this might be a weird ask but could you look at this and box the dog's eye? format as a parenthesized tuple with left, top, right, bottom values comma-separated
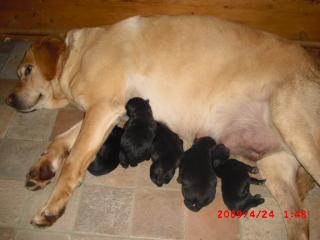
(24, 65, 32, 76)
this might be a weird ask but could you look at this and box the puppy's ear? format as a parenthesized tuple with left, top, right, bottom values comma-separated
(212, 144, 230, 160)
(212, 157, 223, 169)
(177, 164, 183, 184)
(32, 36, 66, 81)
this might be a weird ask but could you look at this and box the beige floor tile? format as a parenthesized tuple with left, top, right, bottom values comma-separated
(305, 186, 320, 240)
(240, 197, 286, 240)
(134, 160, 181, 190)
(0, 227, 14, 240)
(0, 41, 32, 80)
(0, 54, 9, 72)
(0, 40, 15, 53)
(0, 139, 48, 180)
(0, 79, 17, 105)
(0, 179, 27, 227)
(75, 185, 134, 235)
(72, 234, 129, 240)
(72, 235, 153, 240)
(185, 193, 240, 240)
(6, 109, 57, 141)
(0, 105, 15, 138)
(15, 230, 70, 240)
(85, 165, 138, 188)
(51, 109, 84, 139)
(19, 184, 81, 232)
(130, 188, 184, 239)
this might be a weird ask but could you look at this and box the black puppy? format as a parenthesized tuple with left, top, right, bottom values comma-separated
(119, 97, 157, 168)
(212, 145, 266, 213)
(87, 126, 124, 176)
(178, 137, 217, 212)
(150, 122, 183, 187)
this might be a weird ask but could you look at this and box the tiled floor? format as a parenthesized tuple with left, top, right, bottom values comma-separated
(0, 39, 320, 240)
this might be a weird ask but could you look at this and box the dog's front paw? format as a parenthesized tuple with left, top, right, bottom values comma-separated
(30, 206, 66, 227)
(25, 161, 56, 191)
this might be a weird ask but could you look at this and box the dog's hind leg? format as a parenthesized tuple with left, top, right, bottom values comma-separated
(271, 79, 320, 186)
(257, 151, 309, 240)
(30, 103, 124, 227)
(25, 121, 82, 191)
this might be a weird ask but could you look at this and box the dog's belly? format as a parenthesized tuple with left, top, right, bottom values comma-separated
(132, 83, 281, 161)
(217, 103, 281, 160)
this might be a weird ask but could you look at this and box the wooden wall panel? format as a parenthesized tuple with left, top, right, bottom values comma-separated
(0, 0, 320, 41)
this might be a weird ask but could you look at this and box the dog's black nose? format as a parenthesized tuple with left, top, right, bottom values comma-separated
(5, 93, 16, 107)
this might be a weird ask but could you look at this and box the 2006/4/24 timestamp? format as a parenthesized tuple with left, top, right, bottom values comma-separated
(217, 210, 309, 219)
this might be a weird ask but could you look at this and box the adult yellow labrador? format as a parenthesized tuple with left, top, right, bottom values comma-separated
(5, 15, 320, 239)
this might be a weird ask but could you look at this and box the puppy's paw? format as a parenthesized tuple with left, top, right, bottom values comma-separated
(120, 162, 129, 168)
(250, 177, 266, 185)
(25, 162, 56, 191)
(250, 167, 259, 174)
(253, 194, 265, 204)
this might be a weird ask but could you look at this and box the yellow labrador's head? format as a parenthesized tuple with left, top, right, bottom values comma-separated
(5, 36, 66, 112)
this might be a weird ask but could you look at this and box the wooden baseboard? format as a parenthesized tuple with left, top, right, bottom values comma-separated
(1, 0, 320, 41)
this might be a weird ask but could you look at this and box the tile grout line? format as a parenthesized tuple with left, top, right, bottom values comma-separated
(3, 108, 17, 139)
(0, 107, 15, 139)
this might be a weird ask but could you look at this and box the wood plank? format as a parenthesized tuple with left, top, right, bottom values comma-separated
(0, 0, 320, 41)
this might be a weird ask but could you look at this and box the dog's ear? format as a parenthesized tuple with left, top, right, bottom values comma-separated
(32, 36, 66, 81)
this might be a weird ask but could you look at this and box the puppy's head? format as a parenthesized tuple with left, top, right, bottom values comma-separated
(5, 36, 66, 112)
(150, 161, 175, 187)
(125, 97, 152, 117)
(193, 136, 216, 149)
(181, 177, 217, 212)
(211, 144, 230, 168)
(182, 184, 216, 212)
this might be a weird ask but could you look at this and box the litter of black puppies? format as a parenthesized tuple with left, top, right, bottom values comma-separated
(87, 97, 266, 214)
(87, 126, 124, 176)
(177, 137, 218, 212)
(150, 122, 184, 187)
(119, 97, 157, 168)
(212, 144, 266, 213)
